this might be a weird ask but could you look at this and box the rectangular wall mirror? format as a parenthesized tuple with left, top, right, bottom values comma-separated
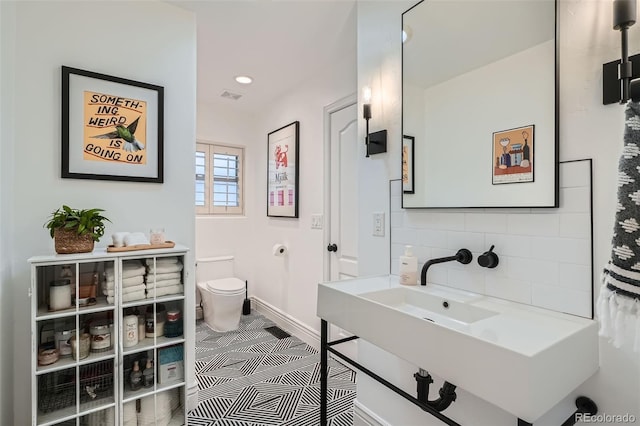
(402, 0, 558, 208)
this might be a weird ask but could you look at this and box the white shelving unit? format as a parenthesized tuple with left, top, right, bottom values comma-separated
(30, 245, 188, 426)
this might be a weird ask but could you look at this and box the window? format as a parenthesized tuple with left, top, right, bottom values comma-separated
(196, 142, 244, 215)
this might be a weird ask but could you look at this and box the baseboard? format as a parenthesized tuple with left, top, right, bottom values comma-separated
(354, 400, 388, 426)
(251, 297, 320, 349)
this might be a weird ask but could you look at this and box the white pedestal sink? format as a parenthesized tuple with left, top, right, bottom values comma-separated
(317, 275, 599, 423)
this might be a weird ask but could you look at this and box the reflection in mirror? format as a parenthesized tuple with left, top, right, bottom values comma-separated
(402, 0, 558, 208)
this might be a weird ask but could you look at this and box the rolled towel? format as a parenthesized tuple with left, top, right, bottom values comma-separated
(107, 290, 146, 304)
(145, 257, 179, 266)
(103, 283, 146, 297)
(146, 278, 181, 289)
(146, 272, 181, 283)
(147, 284, 183, 298)
(146, 263, 183, 274)
(124, 232, 150, 247)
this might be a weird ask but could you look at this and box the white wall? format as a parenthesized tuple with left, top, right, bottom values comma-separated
(195, 102, 257, 290)
(357, 0, 640, 424)
(0, 2, 16, 424)
(250, 52, 356, 331)
(1, 2, 197, 423)
(195, 7, 357, 336)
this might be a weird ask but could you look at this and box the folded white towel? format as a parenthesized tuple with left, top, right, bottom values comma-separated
(146, 272, 181, 283)
(144, 257, 179, 266)
(146, 278, 181, 289)
(123, 401, 137, 426)
(107, 290, 146, 304)
(105, 266, 145, 281)
(104, 275, 145, 289)
(124, 232, 150, 247)
(103, 284, 146, 297)
(147, 284, 183, 298)
(146, 263, 183, 274)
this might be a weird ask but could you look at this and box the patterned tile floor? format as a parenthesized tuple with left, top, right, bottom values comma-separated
(188, 312, 356, 426)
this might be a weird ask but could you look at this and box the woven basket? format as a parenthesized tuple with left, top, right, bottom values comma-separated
(54, 228, 94, 254)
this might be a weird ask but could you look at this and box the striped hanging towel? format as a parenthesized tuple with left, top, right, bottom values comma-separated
(598, 100, 640, 351)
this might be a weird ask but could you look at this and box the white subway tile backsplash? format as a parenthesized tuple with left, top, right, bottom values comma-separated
(559, 213, 590, 239)
(558, 263, 592, 291)
(418, 229, 448, 249)
(559, 187, 590, 213)
(485, 275, 532, 304)
(484, 233, 532, 258)
(412, 246, 433, 264)
(484, 208, 532, 214)
(530, 237, 590, 265)
(391, 212, 404, 228)
(391, 259, 399, 276)
(404, 211, 465, 230)
(465, 213, 508, 234)
(506, 214, 560, 237)
(428, 265, 448, 286)
(391, 243, 404, 260)
(532, 285, 592, 318)
(390, 160, 593, 318)
(560, 161, 591, 188)
(447, 231, 485, 252)
(528, 259, 560, 286)
(390, 181, 402, 197)
(393, 228, 417, 244)
(448, 269, 486, 294)
(506, 257, 560, 286)
(391, 196, 403, 212)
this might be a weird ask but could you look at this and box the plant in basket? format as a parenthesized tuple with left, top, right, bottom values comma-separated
(44, 205, 110, 254)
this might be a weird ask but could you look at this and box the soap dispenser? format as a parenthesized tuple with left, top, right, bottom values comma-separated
(399, 245, 417, 285)
(143, 358, 154, 388)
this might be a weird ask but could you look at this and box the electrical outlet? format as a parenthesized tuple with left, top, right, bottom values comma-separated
(311, 214, 324, 230)
(373, 212, 385, 236)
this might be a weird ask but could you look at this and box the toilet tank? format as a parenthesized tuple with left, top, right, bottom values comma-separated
(196, 256, 235, 282)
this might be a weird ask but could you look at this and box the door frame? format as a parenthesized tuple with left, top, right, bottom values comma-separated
(323, 93, 357, 281)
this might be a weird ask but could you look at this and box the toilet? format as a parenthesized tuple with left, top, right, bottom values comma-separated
(196, 256, 246, 332)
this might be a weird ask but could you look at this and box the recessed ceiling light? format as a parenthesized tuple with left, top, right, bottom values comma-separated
(235, 75, 253, 85)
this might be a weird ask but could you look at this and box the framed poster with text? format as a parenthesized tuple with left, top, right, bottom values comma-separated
(61, 66, 164, 183)
(267, 121, 299, 218)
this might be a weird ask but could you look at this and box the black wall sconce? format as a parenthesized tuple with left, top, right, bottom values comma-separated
(603, 0, 640, 104)
(363, 86, 387, 157)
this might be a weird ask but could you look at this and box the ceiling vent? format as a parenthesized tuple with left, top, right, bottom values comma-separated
(220, 90, 242, 101)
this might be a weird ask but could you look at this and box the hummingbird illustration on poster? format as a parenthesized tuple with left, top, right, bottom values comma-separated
(91, 116, 145, 152)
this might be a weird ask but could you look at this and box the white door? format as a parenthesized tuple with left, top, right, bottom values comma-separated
(327, 99, 358, 280)
(323, 95, 358, 359)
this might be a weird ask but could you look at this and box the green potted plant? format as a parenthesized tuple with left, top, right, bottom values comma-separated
(44, 205, 111, 254)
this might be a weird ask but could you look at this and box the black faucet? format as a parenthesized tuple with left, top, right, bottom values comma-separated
(420, 249, 473, 285)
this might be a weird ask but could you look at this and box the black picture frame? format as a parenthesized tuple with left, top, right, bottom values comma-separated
(267, 121, 300, 218)
(402, 135, 415, 193)
(61, 66, 164, 183)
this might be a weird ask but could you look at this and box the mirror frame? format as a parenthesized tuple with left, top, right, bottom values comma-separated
(401, 0, 559, 209)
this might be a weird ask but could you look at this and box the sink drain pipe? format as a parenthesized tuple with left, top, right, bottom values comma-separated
(320, 320, 461, 426)
(415, 369, 458, 412)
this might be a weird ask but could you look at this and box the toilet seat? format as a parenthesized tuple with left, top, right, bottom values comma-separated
(206, 277, 245, 295)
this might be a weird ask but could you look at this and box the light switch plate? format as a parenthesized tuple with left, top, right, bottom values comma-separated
(373, 212, 385, 236)
(311, 214, 324, 230)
